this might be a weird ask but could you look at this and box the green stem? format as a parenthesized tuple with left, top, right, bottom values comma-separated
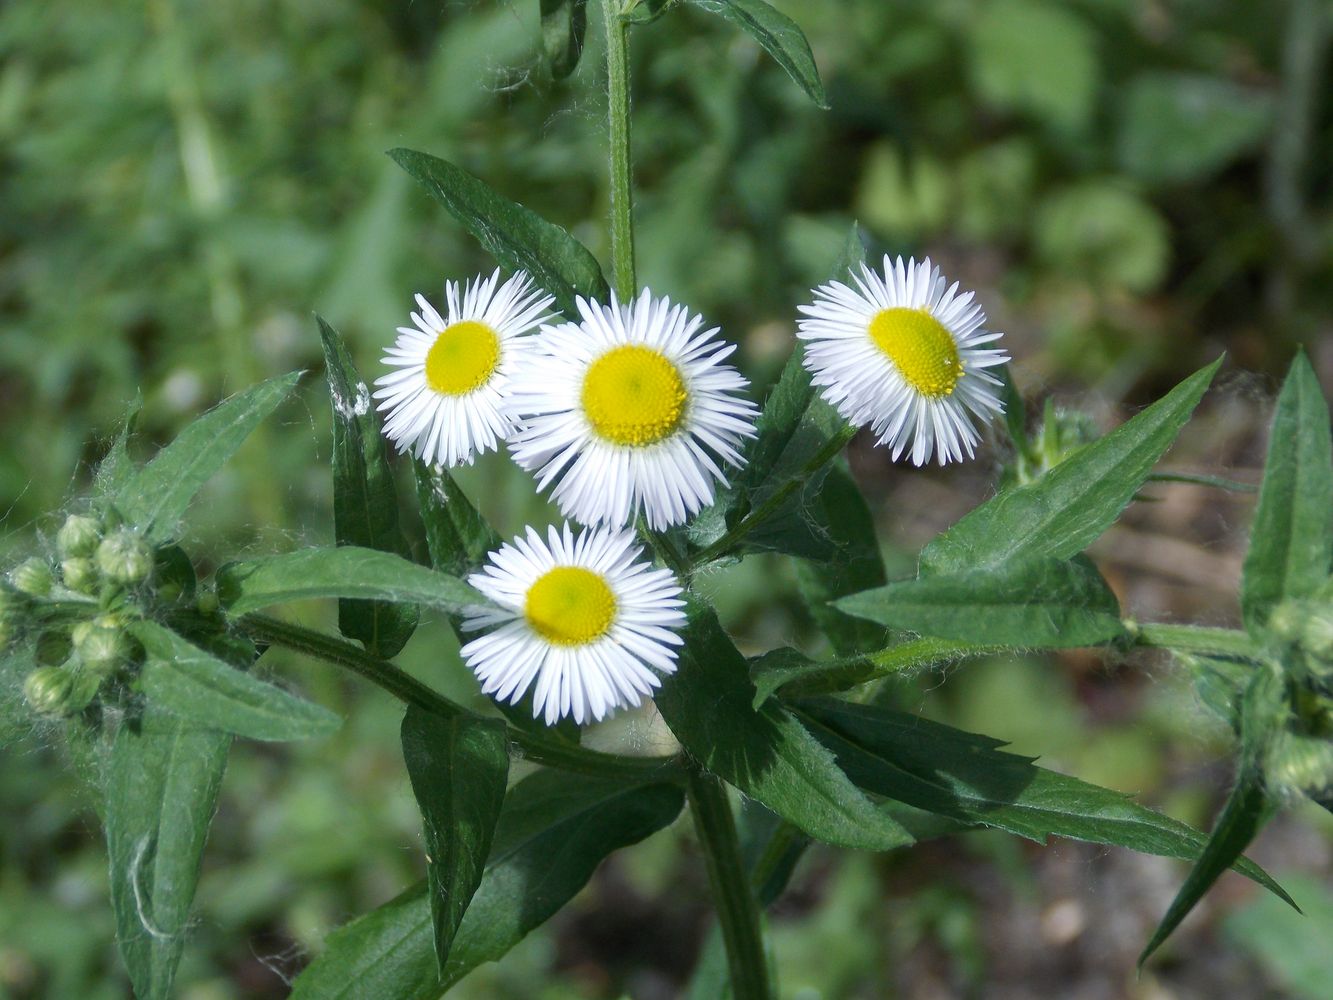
(239, 613, 683, 782)
(687, 769, 772, 1000)
(1128, 622, 1262, 660)
(694, 423, 859, 567)
(600, 0, 636, 296)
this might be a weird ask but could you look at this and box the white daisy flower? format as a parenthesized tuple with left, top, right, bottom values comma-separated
(374, 269, 554, 468)
(508, 291, 758, 530)
(460, 523, 686, 726)
(797, 256, 1009, 466)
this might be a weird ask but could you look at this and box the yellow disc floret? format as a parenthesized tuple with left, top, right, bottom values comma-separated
(524, 566, 617, 646)
(425, 320, 501, 396)
(868, 307, 962, 398)
(580, 345, 688, 447)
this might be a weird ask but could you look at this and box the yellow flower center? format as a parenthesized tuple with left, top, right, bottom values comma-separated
(524, 566, 617, 646)
(424, 320, 501, 396)
(868, 307, 962, 398)
(580, 345, 687, 446)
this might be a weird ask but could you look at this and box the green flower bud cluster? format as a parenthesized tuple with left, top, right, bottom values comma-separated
(1268, 592, 1333, 686)
(1007, 401, 1100, 487)
(47, 514, 155, 595)
(1266, 728, 1333, 803)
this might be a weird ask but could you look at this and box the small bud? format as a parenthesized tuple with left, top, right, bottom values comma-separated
(34, 629, 73, 666)
(1301, 607, 1333, 663)
(11, 558, 54, 598)
(61, 557, 99, 595)
(1268, 600, 1305, 644)
(95, 529, 153, 586)
(57, 514, 102, 559)
(1267, 730, 1333, 800)
(197, 589, 219, 615)
(73, 615, 129, 675)
(23, 667, 74, 717)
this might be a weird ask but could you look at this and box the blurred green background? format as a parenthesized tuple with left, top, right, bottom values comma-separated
(3, 0, 1332, 996)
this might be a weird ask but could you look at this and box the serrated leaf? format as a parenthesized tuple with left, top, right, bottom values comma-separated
(540, 0, 587, 79)
(319, 315, 419, 657)
(922, 359, 1221, 574)
(1241, 351, 1333, 632)
(413, 458, 501, 579)
(216, 546, 486, 617)
(688, 0, 828, 108)
(106, 706, 231, 999)
(388, 148, 608, 316)
(290, 772, 684, 999)
(837, 554, 1127, 647)
(401, 706, 508, 970)
(798, 697, 1289, 905)
(115, 372, 301, 543)
(654, 599, 915, 851)
(133, 620, 341, 742)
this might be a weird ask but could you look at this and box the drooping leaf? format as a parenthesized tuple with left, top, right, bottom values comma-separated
(1241, 351, 1333, 632)
(836, 554, 1127, 648)
(133, 620, 341, 742)
(540, 0, 587, 79)
(105, 706, 231, 1000)
(654, 599, 915, 851)
(413, 458, 501, 579)
(115, 372, 302, 543)
(798, 697, 1290, 905)
(388, 148, 609, 316)
(216, 546, 486, 617)
(922, 358, 1221, 574)
(290, 772, 684, 999)
(401, 706, 509, 970)
(319, 316, 419, 657)
(688, 0, 828, 108)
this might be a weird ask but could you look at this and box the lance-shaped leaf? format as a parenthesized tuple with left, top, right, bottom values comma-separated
(1241, 351, 1333, 631)
(541, 0, 587, 79)
(921, 358, 1221, 574)
(654, 599, 915, 851)
(413, 458, 501, 579)
(1141, 667, 1292, 964)
(319, 316, 419, 657)
(290, 772, 684, 998)
(133, 620, 341, 742)
(389, 148, 609, 316)
(115, 372, 301, 543)
(797, 697, 1290, 906)
(688, 0, 828, 108)
(216, 546, 486, 617)
(401, 706, 509, 969)
(836, 555, 1128, 648)
(106, 707, 231, 1000)
(93, 396, 142, 508)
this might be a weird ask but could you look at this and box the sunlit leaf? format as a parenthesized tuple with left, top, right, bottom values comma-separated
(688, 0, 828, 108)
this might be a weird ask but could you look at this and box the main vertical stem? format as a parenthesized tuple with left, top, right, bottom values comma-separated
(687, 769, 772, 1000)
(600, 0, 636, 296)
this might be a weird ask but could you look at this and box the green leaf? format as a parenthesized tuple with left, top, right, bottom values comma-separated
(115, 372, 301, 543)
(93, 396, 142, 508)
(319, 315, 419, 657)
(797, 697, 1290, 904)
(133, 620, 341, 742)
(413, 458, 501, 579)
(623, 0, 678, 23)
(655, 599, 915, 851)
(922, 359, 1221, 574)
(1140, 667, 1292, 964)
(998, 365, 1027, 453)
(216, 546, 486, 617)
(290, 772, 684, 999)
(388, 148, 609, 316)
(1241, 351, 1333, 632)
(401, 706, 509, 970)
(105, 706, 231, 999)
(688, 0, 828, 108)
(540, 0, 587, 79)
(837, 555, 1127, 648)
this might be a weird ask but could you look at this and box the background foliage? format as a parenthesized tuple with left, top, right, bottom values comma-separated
(2, 0, 1331, 996)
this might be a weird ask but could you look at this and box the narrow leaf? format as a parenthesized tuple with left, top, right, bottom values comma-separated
(655, 599, 915, 851)
(216, 546, 487, 617)
(922, 359, 1221, 573)
(401, 706, 509, 969)
(388, 148, 609, 316)
(1241, 351, 1333, 631)
(413, 458, 501, 579)
(541, 0, 587, 79)
(93, 396, 142, 508)
(106, 707, 231, 999)
(836, 555, 1127, 647)
(133, 620, 341, 742)
(688, 0, 829, 108)
(116, 372, 301, 542)
(319, 315, 419, 657)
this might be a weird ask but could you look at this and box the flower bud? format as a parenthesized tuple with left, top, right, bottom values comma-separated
(1301, 607, 1333, 664)
(197, 589, 219, 615)
(95, 529, 153, 586)
(1267, 600, 1305, 645)
(23, 667, 74, 717)
(1267, 730, 1333, 800)
(61, 557, 99, 594)
(11, 558, 54, 598)
(57, 514, 102, 559)
(34, 629, 73, 666)
(73, 615, 129, 675)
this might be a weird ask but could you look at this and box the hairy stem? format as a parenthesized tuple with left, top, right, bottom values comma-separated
(1128, 622, 1262, 660)
(600, 0, 636, 296)
(687, 769, 772, 1000)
